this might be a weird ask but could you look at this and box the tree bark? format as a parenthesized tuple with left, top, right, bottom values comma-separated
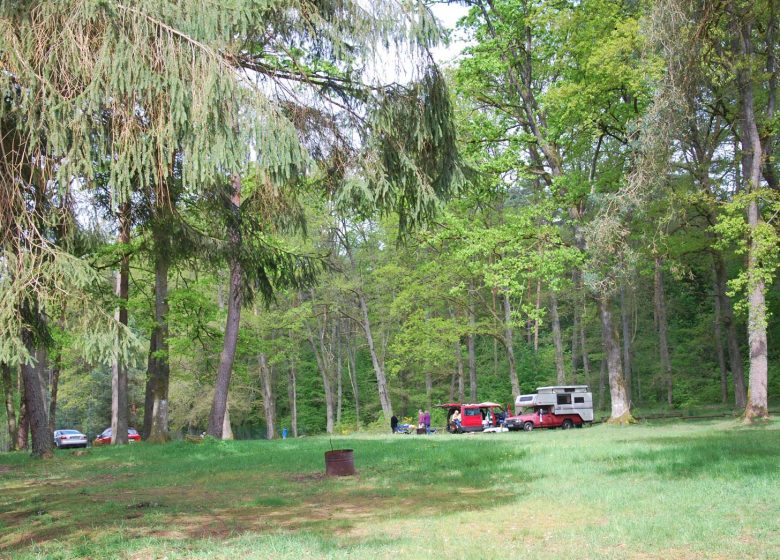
(549, 292, 566, 384)
(346, 336, 360, 427)
(143, 239, 171, 443)
(467, 283, 477, 401)
(654, 257, 673, 406)
(111, 200, 130, 445)
(207, 174, 243, 437)
(579, 308, 591, 390)
(47, 351, 60, 435)
(712, 270, 729, 404)
(335, 321, 342, 426)
(620, 284, 633, 403)
(735, 14, 770, 421)
(713, 254, 747, 408)
(571, 291, 580, 383)
(142, 331, 157, 440)
(598, 357, 607, 412)
(503, 292, 520, 396)
(222, 402, 234, 440)
(533, 280, 541, 352)
(20, 335, 53, 458)
(2, 363, 18, 449)
(599, 295, 632, 423)
(449, 307, 465, 401)
(357, 290, 392, 418)
(16, 377, 28, 451)
(258, 353, 275, 439)
(288, 355, 298, 437)
(307, 317, 335, 434)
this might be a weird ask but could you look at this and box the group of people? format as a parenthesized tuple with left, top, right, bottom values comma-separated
(390, 410, 432, 434)
(417, 409, 432, 434)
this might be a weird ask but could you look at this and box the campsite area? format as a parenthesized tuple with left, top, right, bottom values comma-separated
(1, 419, 778, 559)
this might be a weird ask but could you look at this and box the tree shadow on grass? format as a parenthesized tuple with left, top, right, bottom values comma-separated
(0, 437, 534, 555)
(601, 429, 780, 479)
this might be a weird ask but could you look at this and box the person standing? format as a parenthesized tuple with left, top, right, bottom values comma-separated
(424, 410, 431, 434)
(417, 409, 425, 429)
(391, 414, 399, 434)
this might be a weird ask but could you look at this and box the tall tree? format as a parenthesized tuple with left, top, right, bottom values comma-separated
(111, 200, 131, 445)
(732, 4, 771, 421)
(1, 363, 17, 449)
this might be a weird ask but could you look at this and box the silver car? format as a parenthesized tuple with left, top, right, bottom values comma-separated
(53, 429, 88, 449)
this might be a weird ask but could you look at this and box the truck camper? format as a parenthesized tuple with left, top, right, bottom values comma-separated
(505, 385, 593, 431)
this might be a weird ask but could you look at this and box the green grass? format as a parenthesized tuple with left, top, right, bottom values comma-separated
(1, 419, 778, 559)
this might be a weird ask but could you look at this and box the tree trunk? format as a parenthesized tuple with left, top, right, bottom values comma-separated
(145, 234, 171, 442)
(111, 200, 130, 445)
(599, 295, 632, 423)
(336, 321, 342, 426)
(503, 292, 520, 396)
(2, 363, 18, 449)
(713, 255, 746, 408)
(222, 403, 234, 440)
(735, 11, 770, 422)
(16, 377, 28, 451)
(598, 357, 607, 412)
(20, 335, 53, 458)
(580, 304, 591, 388)
(258, 353, 275, 439)
(533, 280, 541, 352)
(47, 351, 60, 435)
(357, 291, 393, 418)
(712, 266, 729, 404)
(307, 323, 335, 434)
(620, 284, 633, 403)
(549, 292, 566, 384)
(654, 257, 673, 406)
(142, 331, 157, 440)
(346, 337, 360, 427)
(449, 307, 465, 401)
(288, 356, 298, 438)
(207, 174, 243, 437)
(571, 293, 580, 383)
(467, 283, 477, 401)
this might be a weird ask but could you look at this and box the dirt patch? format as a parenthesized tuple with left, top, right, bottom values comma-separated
(288, 472, 326, 483)
(0, 465, 13, 474)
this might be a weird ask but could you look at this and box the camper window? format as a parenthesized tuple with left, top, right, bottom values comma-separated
(557, 394, 572, 405)
(574, 396, 585, 404)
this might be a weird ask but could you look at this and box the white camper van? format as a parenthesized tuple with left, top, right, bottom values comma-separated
(505, 385, 593, 430)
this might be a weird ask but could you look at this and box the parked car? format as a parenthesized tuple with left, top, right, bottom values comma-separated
(93, 427, 142, 445)
(436, 402, 507, 433)
(505, 385, 593, 431)
(53, 429, 88, 449)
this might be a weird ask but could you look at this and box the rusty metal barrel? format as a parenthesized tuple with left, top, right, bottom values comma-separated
(324, 449, 355, 476)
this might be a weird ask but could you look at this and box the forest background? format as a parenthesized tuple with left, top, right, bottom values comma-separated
(1, 0, 778, 455)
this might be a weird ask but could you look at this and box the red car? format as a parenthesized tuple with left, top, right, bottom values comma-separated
(437, 402, 506, 433)
(94, 427, 142, 445)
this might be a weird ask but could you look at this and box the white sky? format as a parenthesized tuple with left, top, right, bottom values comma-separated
(429, 4, 472, 66)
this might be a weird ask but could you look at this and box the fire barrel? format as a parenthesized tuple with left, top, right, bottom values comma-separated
(324, 449, 355, 476)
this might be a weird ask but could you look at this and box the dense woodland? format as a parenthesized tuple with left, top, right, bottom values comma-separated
(1, 0, 778, 457)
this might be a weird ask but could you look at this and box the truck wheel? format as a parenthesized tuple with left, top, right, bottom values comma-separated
(562, 419, 574, 430)
(523, 422, 534, 432)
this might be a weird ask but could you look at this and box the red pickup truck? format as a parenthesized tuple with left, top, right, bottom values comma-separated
(504, 385, 593, 431)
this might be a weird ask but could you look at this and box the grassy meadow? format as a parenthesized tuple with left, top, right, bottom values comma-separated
(1, 419, 778, 559)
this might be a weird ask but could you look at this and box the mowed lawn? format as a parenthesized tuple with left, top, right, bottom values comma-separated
(0, 419, 778, 559)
